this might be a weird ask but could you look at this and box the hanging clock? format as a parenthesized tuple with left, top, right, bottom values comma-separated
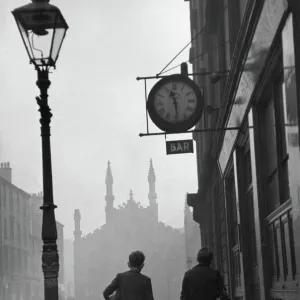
(147, 74, 204, 133)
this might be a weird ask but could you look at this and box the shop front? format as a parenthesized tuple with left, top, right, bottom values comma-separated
(218, 1, 300, 300)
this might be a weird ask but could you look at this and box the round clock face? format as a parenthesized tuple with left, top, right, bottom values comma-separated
(147, 74, 204, 132)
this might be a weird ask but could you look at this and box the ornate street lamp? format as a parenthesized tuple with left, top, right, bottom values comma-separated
(12, 1, 68, 300)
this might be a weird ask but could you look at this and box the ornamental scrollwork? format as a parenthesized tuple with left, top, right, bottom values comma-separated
(42, 244, 59, 273)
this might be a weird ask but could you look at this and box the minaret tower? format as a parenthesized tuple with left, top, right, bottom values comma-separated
(74, 209, 84, 300)
(148, 158, 157, 204)
(129, 189, 134, 202)
(148, 158, 158, 223)
(105, 160, 115, 224)
(74, 209, 82, 240)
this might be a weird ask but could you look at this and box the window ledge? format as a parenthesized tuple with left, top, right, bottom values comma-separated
(265, 198, 292, 224)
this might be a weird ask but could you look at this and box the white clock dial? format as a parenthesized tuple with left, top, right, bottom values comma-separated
(153, 81, 197, 123)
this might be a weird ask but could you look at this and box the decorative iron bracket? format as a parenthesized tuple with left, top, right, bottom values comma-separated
(139, 126, 252, 137)
(136, 68, 231, 138)
(136, 70, 229, 81)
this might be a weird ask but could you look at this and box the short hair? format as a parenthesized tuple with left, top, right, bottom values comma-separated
(129, 251, 145, 268)
(197, 247, 213, 264)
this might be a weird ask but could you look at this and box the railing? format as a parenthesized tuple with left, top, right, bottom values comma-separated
(266, 199, 298, 300)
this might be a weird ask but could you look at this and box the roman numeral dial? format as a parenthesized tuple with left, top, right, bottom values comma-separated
(153, 81, 197, 123)
(147, 74, 204, 132)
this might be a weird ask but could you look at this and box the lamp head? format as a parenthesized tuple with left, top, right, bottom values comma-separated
(12, 0, 68, 69)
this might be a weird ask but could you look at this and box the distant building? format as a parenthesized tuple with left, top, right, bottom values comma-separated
(57, 222, 65, 285)
(0, 163, 65, 300)
(64, 239, 74, 298)
(74, 160, 186, 300)
(0, 162, 32, 300)
(184, 195, 200, 270)
(29, 192, 43, 300)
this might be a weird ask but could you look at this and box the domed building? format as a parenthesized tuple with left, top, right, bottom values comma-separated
(74, 160, 185, 300)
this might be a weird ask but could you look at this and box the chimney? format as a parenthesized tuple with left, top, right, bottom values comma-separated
(0, 162, 12, 183)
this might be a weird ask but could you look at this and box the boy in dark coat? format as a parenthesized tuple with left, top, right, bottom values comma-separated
(181, 247, 229, 300)
(103, 251, 154, 300)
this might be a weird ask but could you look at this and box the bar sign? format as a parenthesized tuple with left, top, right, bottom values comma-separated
(166, 139, 194, 155)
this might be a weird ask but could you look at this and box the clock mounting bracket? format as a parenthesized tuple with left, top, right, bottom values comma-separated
(136, 65, 243, 138)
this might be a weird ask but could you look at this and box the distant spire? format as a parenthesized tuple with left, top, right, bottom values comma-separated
(105, 160, 113, 185)
(129, 189, 134, 201)
(148, 158, 156, 183)
(148, 159, 157, 215)
(74, 209, 82, 239)
(105, 160, 114, 211)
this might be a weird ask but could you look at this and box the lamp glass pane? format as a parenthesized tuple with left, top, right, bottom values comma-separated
(50, 27, 66, 63)
(16, 20, 35, 61)
(28, 28, 55, 66)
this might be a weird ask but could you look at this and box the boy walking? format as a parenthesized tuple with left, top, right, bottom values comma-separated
(103, 251, 155, 300)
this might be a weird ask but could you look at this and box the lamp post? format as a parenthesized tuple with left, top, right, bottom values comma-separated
(12, 1, 68, 300)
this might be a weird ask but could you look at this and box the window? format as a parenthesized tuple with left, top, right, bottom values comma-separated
(218, 178, 228, 286)
(14, 249, 18, 273)
(223, 1, 231, 70)
(226, 170, 238, 245)
(3, 246, 8, 273)
(275, 82, 290, 203)
(222, 0, 243, 70)
(243, 147, 257, 263)
(6, 186, 9, 209)
(192, 29, 197, 49)
(16, 193, 20, 212)
(17, 223, 21, 243)
(258, 68, 290, 215)
(10, 216, 14, 240)
(22, 196, 27, 216)
(1, 183, 6, 208)
(24, 227, 27, 246)
(24, 255, 28, 271)
(261, 95, 280, 212)
(225, 167, 241, 289)
(9, 188, 13, 211)
(18, 250, 22, 273)
(8, 247, 12, 273)
(239, 0, 248, 22)
(4, 218, 8, 239)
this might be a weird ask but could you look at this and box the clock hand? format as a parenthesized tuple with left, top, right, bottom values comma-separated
(172, 95, 179, 121)
(168, 91, 179, 121)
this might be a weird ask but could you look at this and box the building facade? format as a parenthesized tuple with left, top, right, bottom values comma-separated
(74, 160, 186, 300)
(0, 162, 32, 300)
(56, 221, 65, 288)
(0, 164, 65, 300)
(186, 1, 300, 300)
(29, 192, 44, 300)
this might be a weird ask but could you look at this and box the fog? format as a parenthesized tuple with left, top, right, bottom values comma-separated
(0, 1, 195, 299)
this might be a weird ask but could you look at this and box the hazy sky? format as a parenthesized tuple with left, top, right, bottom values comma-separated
(0, 0, 197, 238)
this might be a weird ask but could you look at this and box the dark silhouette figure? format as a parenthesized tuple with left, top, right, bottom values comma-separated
(180, 247, 229, 300)
(103, 251, 155, 300)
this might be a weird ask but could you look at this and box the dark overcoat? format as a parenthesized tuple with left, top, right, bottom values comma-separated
(103, 270, 154, 300)
(180, 264, 227, 300)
